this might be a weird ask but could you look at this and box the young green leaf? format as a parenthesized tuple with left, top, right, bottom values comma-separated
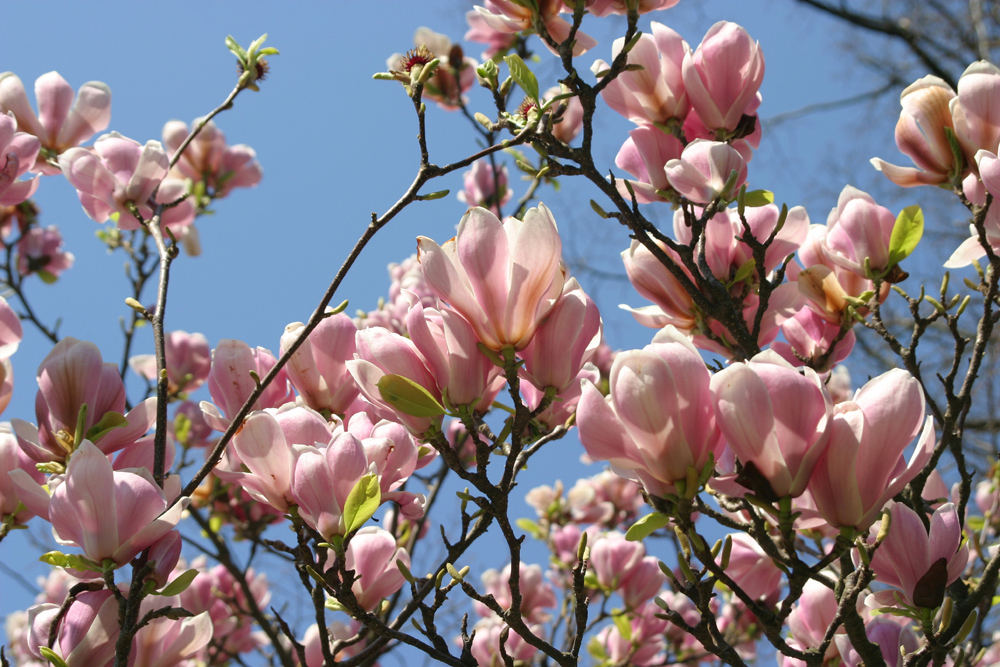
(377, 374, 446, 418)
(624, 513, 671, 542)
(887, 205, 924, 269)
(504, 54, 539, 102)
(153, 569, 200, 597)
(343, 473, 381, 534)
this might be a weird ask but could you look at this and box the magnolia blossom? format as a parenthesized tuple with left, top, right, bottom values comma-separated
(465, 1, 517, 59)
(712, 350, 832, 499)
(418, 204, 566, 351)
(281, 314, 360, 417)
(947, 149, 1000, 267)
(201, 340, 294, 431)
(473, 0, 597, 57)
(664, 139, 747, 203)
(12, 337, 155, 463)
(770, 306, 856, 371)
(592, 22, 690, 126)
(592, 600, 668, 667)
(950, 61, 1000, 163)
(822, 185, 898, 277)
(835, 617, 920, 667)
(47, 440, 186, 565)
(614, 124, 684, 203)
(457, 160, 511, 216)
(343, 527, 410, 611)
(129, 330, 212, 395)
(584, 0, 681, 17)
(721, 533, 784, 600)
(544, 85, 584, 144)
(474, 562, 556, 624)
(682, 21, 765, 134)
(807, 369, 935, 530)
(59, 132, 194, 231)
(519, 278, 602, 393)
(0, 71, 111, 174)
(162, 118, 262, 198)
(16, 225, 74, 279)
(871, 75, 961, 187)
(0, 424, 44, 523)
(27, 589, 119, 667)
(577, 326, 723, 497)
(869, 502, 969, 609)
(0, 112, 40, 206)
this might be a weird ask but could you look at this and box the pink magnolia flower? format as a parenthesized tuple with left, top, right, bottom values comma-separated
(475, 562, 556, 624)
(664, 139, 747, 204)
(869, 502, 968, 609)
(129, 330, 211, 396)
(519, 278, 602, 393)
(12, 337, 156, 463)
(465, 1, 517, 59)
(614, 124, 684, 203)
(787, 579, 838, 650)
(769, 306, 856, 372)
(58, 132, 194, 231)
(0, 295, 23, 362)
(590, 533, 665, 608)
(871, 75, 962, 187)
(281, 314, 360, 417)
(406, 299, 497, 408)
(834, 617, 919, 667)
(0, 71, 111, 174)
(620, 237, 696, 331)
(0, 112, 40, 206)
(27, 589, 118, 667)
(457, 160, 511, 217)
(179, 555, 270, 659)
(214, 408, 327, 513)
(544, 85, 584, 144)
(473, 0, 597, 57)
(947, 150, 1000, 267)
(347, 326, 444, 436)
(592, 22, 690, 126)
(468, 616, 538, 667)
(301, 620, 372, 666)
(47, 440, 186, 566)
(681, 21, 765, 134)
(200, 340, 294, 432)
(822, 185, 898, 277)
(345, 412, 426, 516)
(343, 527, 411, 611)
(950, 61, 1000, 164)
(0, 424, 44, 523)
(807, 369, 935, 531)
(130, 602, 213, 667)
(576, 326, 724, 497)
(418, 204, 566, 351)
(162, 118, 261, 198)
(16, 225, 74, 279)
(584, 0, 681, 17)
(721, 533, 784, 600)
(711, 350, 832, 499)
(592, 600, 668, 667)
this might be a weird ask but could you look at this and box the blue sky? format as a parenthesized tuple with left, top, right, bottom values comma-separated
(0, 0, 954, 660)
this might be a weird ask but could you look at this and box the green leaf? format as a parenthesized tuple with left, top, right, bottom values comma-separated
(516, 517, 543, 538)
(730, 258, 756, 286)
(966, 515, 985, 531)
(887, 204, 924, 269)
(624, 513, 671, 542)
(741, 189, 774, 207)
(174, 413, 192, 447)
(343, 473, 381, 534)
(39, 551, 102, 573)
(225, 35, 248, 61)
(86, 411, 129, 442)
(153, 569, 200, 597)
(377, 374, 446, 418)
(612, 611, 633, 640)
(36, 269, 58, 284)
(38, 647, 69, 667)
(504, 53, 539, 102)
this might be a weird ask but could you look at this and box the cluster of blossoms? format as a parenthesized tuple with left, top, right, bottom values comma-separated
(3, 5, 1000, 667)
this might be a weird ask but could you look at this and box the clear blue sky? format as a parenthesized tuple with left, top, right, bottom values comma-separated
(0, 0, 944, 660)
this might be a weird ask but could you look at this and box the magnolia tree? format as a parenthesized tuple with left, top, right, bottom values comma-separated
(1, 3, 999, 667)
